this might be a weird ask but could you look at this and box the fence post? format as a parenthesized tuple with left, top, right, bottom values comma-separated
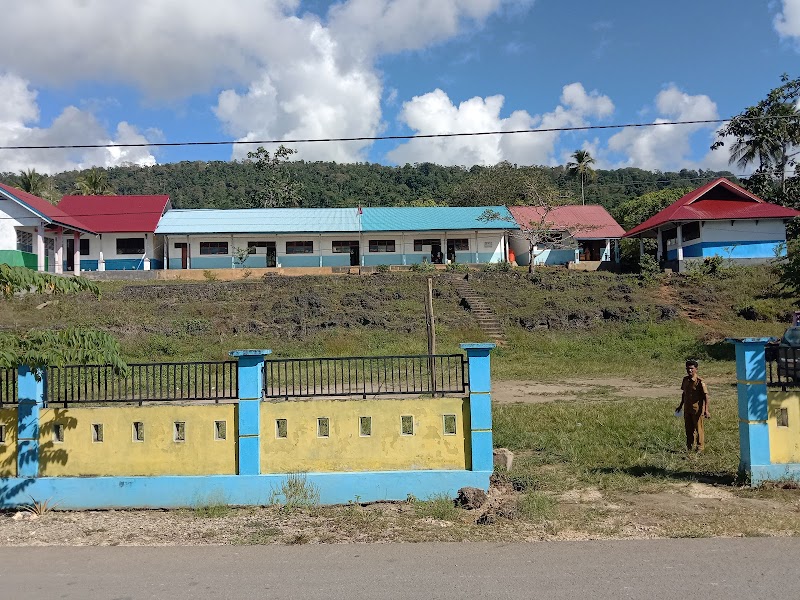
(461, 343, 496, 472)
(17, 366, 45, 478)
(726, 337, 774, 484)
(229, 349, 271, 476)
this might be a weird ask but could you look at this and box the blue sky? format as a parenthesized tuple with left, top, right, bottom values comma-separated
(0, 0, 798, 174)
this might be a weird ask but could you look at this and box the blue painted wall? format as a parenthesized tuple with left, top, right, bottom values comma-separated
(278, 255, 320, 268)
(321, 255, 352, 267)
(189, 256, 233, 269)
(667, 240, 784, 261)
(363, 254, 403, 266)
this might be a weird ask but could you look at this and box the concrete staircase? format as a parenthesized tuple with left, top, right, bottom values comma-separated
(446, 274, 506, 344)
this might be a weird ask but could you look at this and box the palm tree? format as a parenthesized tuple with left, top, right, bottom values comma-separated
(17, 168, 47, 196)
(566, 150, 596, 205)
(74, 167, 115, 195)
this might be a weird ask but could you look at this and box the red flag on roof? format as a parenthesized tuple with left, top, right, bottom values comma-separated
(357, 205, 363, 215)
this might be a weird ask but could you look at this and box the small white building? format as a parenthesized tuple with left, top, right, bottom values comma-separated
(623, 178, 800, 271)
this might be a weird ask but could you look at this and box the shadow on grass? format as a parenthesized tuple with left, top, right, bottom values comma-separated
(591, 465, 738, 487)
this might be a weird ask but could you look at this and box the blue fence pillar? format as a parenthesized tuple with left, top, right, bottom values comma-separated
(229, 350, 271, 476)
(17, 367, 45, 478)
(461, 343, 496, 472)
(727, 338, 773, 483)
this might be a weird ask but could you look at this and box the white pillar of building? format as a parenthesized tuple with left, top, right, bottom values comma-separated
(656, 229, 663, 262)
(36, 221, 46, 272)
(639, 237, 644, 257)
(54, 227, 64, 274)
(604, 239, 611, 261)
(676, 223, 684, 262)
(73, 231, 81, 276)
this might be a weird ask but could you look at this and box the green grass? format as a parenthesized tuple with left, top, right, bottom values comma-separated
(413, 492, 461, 521)
(493, 387, 741, 494)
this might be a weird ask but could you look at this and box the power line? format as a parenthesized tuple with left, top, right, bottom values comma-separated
(1, 114, 798, 151)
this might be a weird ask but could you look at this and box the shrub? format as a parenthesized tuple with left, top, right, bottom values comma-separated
(410, 260, 436, 273)
(483, 260, 512, 273)
(638, 255, 661, 284)
(268, 472, 321, 511)
(376, 264, 391, 273)
(202, 270, 218, 281)
(445, 262, 470, 273)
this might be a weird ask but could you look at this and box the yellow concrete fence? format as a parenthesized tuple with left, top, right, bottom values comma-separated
(768, 391, 800, 464)
(0, 408, 17, 477)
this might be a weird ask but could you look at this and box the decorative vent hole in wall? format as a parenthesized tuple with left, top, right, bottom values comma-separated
(133, 421, 145, 442)
(214, 420, 227, 441)
(317, 417, 330, 438)
(53, 423, 65, 443)
(0, 424, 6, 444)
(174, 422, 186, 442)
(401, 415, 414, 436)
(92, 423, 104, 443)
(443, 414, 457, 435)
(778, 408, 789, 428)
(276, 419, 288, 439)
(359, 416, 372, 437)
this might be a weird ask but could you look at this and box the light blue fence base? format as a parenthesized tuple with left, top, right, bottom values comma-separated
(750, 464, 800, 487)
(0, 470, 492, 509)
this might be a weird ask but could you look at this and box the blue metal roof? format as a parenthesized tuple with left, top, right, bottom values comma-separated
(154, 206, 517, 235)
(361, 206, 517, 231)
(155, 208, 361, 234)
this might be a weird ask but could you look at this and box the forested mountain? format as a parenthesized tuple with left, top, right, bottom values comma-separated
(0, 160, 735, 215)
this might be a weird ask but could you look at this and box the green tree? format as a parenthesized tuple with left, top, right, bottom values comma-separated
(246, 145, 304, 208)
(613, 187, 692, 231)
(16, 168, 47, 196)
(566, 150, 596, 205)
(74, 167, 115, 195)
(712, 74, 800, 207)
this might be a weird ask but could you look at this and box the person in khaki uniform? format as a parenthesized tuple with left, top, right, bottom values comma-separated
(676, 359, 710, 451)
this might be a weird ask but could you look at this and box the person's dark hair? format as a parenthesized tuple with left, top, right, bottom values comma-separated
(685, 359, 699, 368)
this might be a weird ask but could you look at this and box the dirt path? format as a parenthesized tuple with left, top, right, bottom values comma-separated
(492, 379, 677, 404)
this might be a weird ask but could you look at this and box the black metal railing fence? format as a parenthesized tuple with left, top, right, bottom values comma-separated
(263, 354, 468, 399)
(766, 344, 799, 389)
(45, 360, 238, 405)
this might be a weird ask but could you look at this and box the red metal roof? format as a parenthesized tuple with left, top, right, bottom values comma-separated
(57, 195, 170, 233)
(623, 178, 800, 238)
(0, 183, 96, 234)
(509, 205, 625, 239)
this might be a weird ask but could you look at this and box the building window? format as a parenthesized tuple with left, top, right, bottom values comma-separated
(451, 239, 469, 251)
(368, 239, 395, 253)
(199, 241, 229, 255)
(682, 222, 701, 242)
(443, 414, 457, 435)
(286, 241, 314, 254)
(16, 230, 33, 253)
(359, 416, 372, 437)
(276, 419, 288, 439)
(79, 238, 90, 255)
(401, 415, 414, 436)
(413, 238, 440, 251)
(332, 241, 358, 253)
(116, 237, 145, 255)
(317, 417, 330, 438)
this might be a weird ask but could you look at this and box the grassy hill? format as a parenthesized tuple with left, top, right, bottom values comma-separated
(1, 265, 794, 384)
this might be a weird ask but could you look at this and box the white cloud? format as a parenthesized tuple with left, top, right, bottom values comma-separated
(387, 82, 614, 166)
(0, 74, 156, 174)
(775, 0, 800, 40)
(607, 86, 718, 171)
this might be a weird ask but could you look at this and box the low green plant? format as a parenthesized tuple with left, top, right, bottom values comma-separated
(193, 501, 232, 518)
(410, 260, 436, 273)
(638, 254, 661, 284)
(202, 269, 218, 281)
(376, 264, 391, 273)
(23, 496, 59, 516)
(268, 472, 321, 511)
(241, 268, 253, 279)
(482, 260, 512, 273)
(412, 492, 460, 521)
(445, 262, 470, 273)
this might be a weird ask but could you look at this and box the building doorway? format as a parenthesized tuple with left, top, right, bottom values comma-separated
(174, 243, 188, 269)
(66, 238, 75, 271)
(348, 242, 360, 266)
(431, 242, 443, 264)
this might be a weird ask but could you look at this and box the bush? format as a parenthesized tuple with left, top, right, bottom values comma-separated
(410, 260, 436, 273)
(376, 264, 391, 273)
(483, 260, 513, 273)
(202, 270, 218, 281)
(445, 262, 469, 273)
(638, 255, 661, 284)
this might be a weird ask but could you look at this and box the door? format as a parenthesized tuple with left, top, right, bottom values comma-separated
(66, 238, 75, 271)
(446, 240, 456, 263)
(431, 242, 442, 264)
(266, 242, 277, 267)
(349, 243, 360, 267)
(174, 243, 188, 269)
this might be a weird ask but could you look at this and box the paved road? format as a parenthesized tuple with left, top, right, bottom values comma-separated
(3, 539, 798, 599)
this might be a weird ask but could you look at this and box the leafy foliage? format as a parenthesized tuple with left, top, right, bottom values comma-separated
(775, 237, 800, 298)
(566, 149, 596, 205)
(613, 187, 692, 230)
(74, 167, 115, 195)
(0, 264, 101, 299)
(712, 74, 800, 207)
(245, 145, 304, 208)
(0, 327, 128, 374)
